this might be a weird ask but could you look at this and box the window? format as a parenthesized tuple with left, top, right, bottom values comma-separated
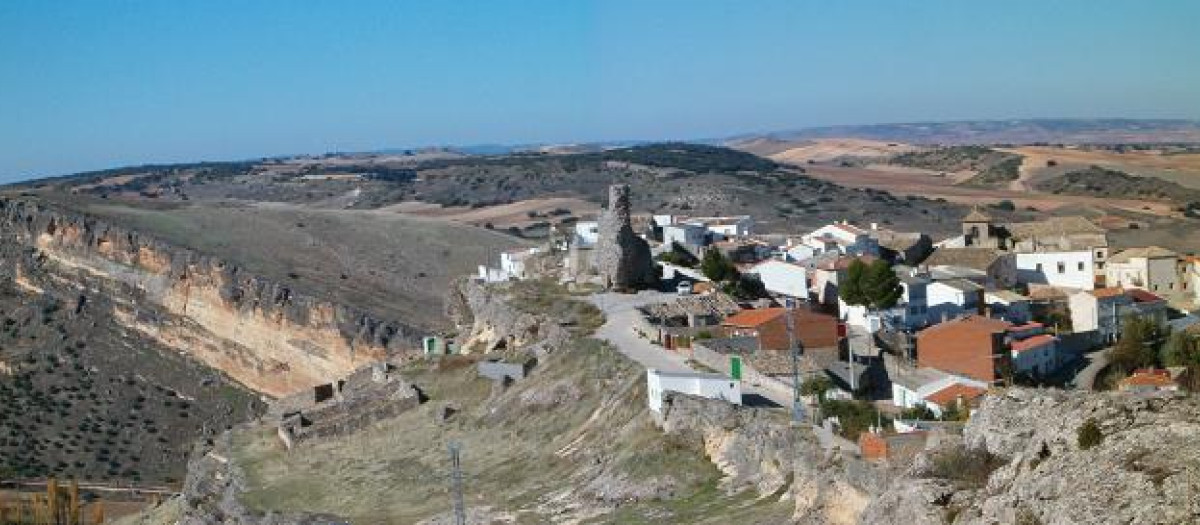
(1057, 262, 1066, 274)
(1036, 263, 1043, 272)
(1078, 262, 1085, 271)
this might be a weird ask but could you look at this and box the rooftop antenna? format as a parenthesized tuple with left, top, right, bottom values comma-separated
(448, 441, 466, 525)
(785, 297, 806, 424)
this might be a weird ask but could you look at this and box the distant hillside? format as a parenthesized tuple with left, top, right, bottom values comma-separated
(758, 119, 1200, 145)
(728, 138, 918, 165)
(889, 146, 1022, 185)
(1034, 165, 1200, 205)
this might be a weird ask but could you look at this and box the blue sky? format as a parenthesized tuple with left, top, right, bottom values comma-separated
(1, 1, 1198, 181)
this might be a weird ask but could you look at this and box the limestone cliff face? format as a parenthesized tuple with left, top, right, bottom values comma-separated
(0, 198, 417, 397)
(657, 394, 882, 524)
(861, 388, 1200, 525)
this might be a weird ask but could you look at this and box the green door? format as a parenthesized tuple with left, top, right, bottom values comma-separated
(730, 356, 742, 380)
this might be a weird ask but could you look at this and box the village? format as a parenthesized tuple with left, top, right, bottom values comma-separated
(477, 184, 1200, 461)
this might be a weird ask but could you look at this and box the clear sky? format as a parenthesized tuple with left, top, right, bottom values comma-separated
(2, 1, 1198, 181)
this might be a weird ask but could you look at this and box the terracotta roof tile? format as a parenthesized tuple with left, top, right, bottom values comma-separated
(1119, 369, 1175, 388)
(1126, 289, 1164, 304)
(722, 308, 786, 328)
(1011, 334, 1056, 354)
(925, 383, 987, 406)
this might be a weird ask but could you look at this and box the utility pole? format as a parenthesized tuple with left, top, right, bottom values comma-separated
(785, 297, 806, 424)
(448, 441, 466, 525)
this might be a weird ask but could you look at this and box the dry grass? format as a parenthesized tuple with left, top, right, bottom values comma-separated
(229, 338, 731, 523)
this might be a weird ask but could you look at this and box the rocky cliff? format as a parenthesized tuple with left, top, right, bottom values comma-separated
(861, 388, 1200, 524)
(658, 394, 887, 524)
(444, 277, 572, 355)
(0, 198, 418, 397)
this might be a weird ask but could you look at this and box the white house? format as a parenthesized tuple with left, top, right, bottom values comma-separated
(925, 279, 983, 323)
(1010, 332, 1059, 376)
(785, 242, 821, 263)
(686, 215, 754, 239)
(1012, 251, 1099, 291)
(646, 369, 742, 414)
(800, 223, 880, 257)
(838, 299, 882, 333)
(663, 223, 709, 252)
(890, 365, 988, 418)
(1105, 246, 1181, 296)
(500, 248, 540, 280)
(573, 221, 600, 247)
(1015, 251, 1095, 291)
(1069, 288, 1134, 343)
(480, 247, 541, 282)
(884, 269, 932, 330)
(748, 259, 809, 299)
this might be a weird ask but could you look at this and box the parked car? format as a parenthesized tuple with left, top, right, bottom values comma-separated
(676, 281, 693, 295)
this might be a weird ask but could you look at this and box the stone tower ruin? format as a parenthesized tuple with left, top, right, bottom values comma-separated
(595, 184, 657, 290)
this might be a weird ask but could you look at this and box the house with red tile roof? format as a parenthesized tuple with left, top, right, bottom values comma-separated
(923, 383, 987, 416)
(720, 306, 841, 351)
(916, 316, 1013, 383)
(1117, 368, 1184, 393)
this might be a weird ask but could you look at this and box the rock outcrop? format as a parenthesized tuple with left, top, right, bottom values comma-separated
(0, 198, 417, 397)
(444, 277, 571, 355)
(595, 184, 656, 290)
(862, 388, 1200, 524)
(658, 393, 884, 524)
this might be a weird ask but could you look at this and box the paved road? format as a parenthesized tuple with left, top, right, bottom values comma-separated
(588, 291, 793, 408)
(1073, 348, 1112, 391)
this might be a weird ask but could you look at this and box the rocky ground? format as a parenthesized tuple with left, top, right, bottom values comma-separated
(863, 388, 1200, 524)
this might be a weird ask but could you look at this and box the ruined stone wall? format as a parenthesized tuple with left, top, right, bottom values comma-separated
(0, 198, 417, 397)
(595, 184, 656, 290)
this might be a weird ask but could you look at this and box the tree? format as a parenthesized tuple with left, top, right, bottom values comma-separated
(800, 375, 833, 402)
(700, 248, 738, 282)
(723, 274, 767, 300)
(1161, 331, 1200, 368)
(657, 242, 699, 267)
(1109, 315, 1165, 374)
(838, 259, 868, 306)
(860, 259, 902, 310)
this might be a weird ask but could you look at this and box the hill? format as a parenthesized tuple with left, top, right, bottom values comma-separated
(739, 138, 919, 165)
(756, 119, 1200, 145)
(888, 146, 1023, 186)
(1034, 165, 1200, 205)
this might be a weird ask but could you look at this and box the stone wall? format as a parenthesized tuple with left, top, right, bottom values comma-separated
(594, 185, 656, 290)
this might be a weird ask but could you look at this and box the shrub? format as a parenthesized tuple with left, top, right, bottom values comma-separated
(926, 445, 1005, 489)
(1077, 418, 1103, 450)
